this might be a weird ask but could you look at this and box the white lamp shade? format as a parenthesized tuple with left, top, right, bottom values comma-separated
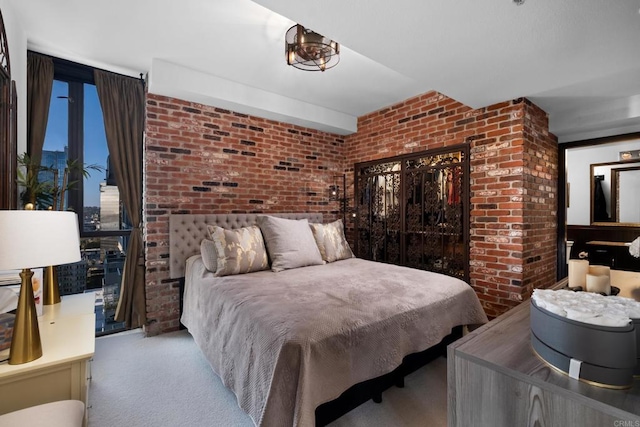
(0, 210, 81, 270)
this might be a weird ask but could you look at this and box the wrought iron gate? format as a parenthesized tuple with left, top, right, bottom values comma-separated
(355, 145, 469, 281)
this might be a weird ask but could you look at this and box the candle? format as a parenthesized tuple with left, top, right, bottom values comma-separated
(586, 265, 611, 295)
(568, 259, 589, 288)
(588, 265, 611, 277)
(586, 273, 611, 295)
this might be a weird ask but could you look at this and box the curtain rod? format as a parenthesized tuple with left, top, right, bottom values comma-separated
(28, 50, 146, 85)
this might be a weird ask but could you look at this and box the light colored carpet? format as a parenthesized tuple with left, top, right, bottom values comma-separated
(89, 329, 447, 427)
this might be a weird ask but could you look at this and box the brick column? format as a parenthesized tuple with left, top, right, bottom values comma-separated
(346, 94, 558, 318)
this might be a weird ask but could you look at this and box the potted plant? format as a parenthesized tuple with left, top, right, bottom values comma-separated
(17, 153, 103, 210)
(16, 153, 53, 209)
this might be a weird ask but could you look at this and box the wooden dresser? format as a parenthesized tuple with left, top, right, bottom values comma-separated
(0, 293, 95, 424)
(448, 282, 640, 426)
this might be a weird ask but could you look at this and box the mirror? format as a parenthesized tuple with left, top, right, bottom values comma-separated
(590, 160, 640, 226)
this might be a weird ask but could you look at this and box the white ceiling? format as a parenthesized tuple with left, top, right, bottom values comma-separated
(8, 0, 640, 141)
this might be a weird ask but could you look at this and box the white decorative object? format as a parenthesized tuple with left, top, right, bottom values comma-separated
(568, 259, 589, 288)
(0, 288, 17, 314)
(586, 265, 611, 295)
(630, 237, 640, 259)
(0, 270, 42, 316)
(31, 268, 43, 316)
(566, 240, 574, 264)
(532, 289, 640, 327)
(586, 273, 611, 295)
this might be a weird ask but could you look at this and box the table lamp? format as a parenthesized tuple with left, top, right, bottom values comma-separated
(43, 265, 61, 305)
(0, 210, 81, 364)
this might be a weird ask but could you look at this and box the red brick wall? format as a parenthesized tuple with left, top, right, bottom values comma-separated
(143, 90, 558, 333)
(521, 100, 558, 293)
(344, 92, 558, 318)
(144, 94, 345, 334)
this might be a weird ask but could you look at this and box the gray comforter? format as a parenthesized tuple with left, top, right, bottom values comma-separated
(181, 257, 487, 427)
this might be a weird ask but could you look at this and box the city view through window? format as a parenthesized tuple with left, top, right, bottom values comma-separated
(40, 79, 129, 335)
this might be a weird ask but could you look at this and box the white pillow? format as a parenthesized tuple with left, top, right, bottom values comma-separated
(257, 216, 324, 272)
(200, 238, 217, 272)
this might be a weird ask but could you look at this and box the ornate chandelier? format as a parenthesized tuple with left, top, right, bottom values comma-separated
(285, 24, 340, 72)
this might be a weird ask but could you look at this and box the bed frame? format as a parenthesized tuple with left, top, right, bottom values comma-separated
(315, 326, 461, 426)
(169, 213, 462, 426)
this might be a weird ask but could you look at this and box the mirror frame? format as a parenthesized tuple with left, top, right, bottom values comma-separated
(611, 165, 640, 223)
(590, 160, 640, 227)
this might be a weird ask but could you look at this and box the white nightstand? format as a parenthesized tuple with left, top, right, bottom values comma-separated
(0, 293, 95, 425)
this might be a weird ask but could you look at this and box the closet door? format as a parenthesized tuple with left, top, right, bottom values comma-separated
(354, 145, 469, 281)
(355, 159, 402, 264)
(403, 148, 468, 280)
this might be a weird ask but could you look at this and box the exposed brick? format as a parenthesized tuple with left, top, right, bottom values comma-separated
(344, 92, 557, 320)
(148, 146, 168, 152)
(170, 148, 191, 154)
(144, 91, 558, 333)
(144, 93, 345, 334)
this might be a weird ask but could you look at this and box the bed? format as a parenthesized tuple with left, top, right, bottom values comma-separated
(169, 213, 487, 427)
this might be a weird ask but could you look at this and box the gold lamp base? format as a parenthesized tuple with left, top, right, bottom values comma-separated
(9, 268, 43, 365)
(43, 265, 61, 305)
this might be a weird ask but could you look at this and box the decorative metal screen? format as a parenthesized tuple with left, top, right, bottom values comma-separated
(0, 9, 14, 210)
(355, 145, 469, 281)
(356, 160, 402, 264)
(0, 10, 9, 76)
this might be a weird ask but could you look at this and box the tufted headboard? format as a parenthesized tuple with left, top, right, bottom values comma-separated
(169, 213, 323, 279)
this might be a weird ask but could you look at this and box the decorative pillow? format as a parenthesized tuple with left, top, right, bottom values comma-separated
(205, 225, 269, 277)
(200, 238, 218, 272)
(256, 216, 324, 272)
(309, 219, 354, 263)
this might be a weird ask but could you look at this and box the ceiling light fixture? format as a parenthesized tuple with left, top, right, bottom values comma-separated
(285, 24, 340, 72)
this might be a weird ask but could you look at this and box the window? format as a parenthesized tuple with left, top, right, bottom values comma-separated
(40, 55, 130, 335)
